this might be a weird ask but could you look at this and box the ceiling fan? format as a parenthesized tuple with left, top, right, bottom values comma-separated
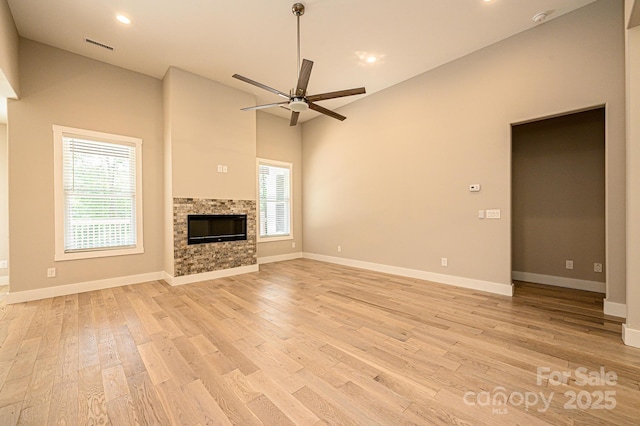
(233, 3, 366, 126)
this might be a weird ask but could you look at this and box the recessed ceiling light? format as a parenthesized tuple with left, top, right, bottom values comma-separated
(116, 15, 131, 25)
(356, 51, 384, 66)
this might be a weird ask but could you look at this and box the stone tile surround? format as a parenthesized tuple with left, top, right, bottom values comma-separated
(173, 198, 257, 276)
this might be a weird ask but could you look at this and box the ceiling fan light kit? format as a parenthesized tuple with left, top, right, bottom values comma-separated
(289, 98, 309, 112)
(233, 3, 366, 126)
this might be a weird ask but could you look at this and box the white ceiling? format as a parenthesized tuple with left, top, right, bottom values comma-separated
(7, 0, 597, 123)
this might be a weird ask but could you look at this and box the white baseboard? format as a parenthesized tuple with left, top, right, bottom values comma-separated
(163, 264, 259, 286)
(258, 252, 303, 265)
(511, 271, 605, 293)
(304, 252, 513, 296)
(6, 271, 165, 304)
(0, 276, 8, 285)
(604, 299, 627, 318)
(622, 324, 640, 348)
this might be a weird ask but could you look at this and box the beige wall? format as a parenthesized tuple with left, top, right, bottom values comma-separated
(302, 0, 625, 299)
(626, 0, 640, 330)
(0, 123, 7, 278)
(512, 109, 605, 283)
(0, 0, 18, 98)
(7, 39, 164, 293)
(165, 67, 256, 201)
(256, 111, 303, 259)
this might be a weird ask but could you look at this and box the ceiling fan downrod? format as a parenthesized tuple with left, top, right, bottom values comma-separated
(292, 3, 305, 81)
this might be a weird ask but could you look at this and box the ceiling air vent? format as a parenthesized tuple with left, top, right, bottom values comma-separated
(84, 38, 114, 51)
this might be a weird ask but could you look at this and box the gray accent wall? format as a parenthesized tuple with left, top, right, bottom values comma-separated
(512, 108, 605, 283)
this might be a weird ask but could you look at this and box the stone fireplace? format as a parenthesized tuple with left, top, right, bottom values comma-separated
(173, 198, 257, 277)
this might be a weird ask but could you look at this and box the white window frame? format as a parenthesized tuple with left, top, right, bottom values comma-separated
(53, 125, 144, 261)
(256, 158, 293, 242)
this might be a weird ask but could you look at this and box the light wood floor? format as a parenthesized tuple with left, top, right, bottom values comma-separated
(0, 259, 638, 425)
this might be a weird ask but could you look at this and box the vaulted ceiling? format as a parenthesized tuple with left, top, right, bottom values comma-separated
(7, 0, 597, 122)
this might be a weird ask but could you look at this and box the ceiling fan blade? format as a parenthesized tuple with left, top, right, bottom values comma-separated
(308, 102, 346, 121)
(241, 101, 290, 111)
(307, 87, 366, 102)
(290, 111, 300, 126)
(232, 74, 289, 99)
(294, 59, 314, 97)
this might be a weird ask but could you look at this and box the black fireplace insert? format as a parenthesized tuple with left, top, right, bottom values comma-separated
(187, 214, 247, 244)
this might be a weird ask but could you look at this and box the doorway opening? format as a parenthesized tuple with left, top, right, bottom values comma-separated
(511, 107, 606, 298)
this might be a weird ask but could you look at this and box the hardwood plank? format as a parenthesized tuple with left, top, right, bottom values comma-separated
(77, 310, 99, 370)
(189, 333, 219, 356)
(173, 336, 262, 425)
(78, 365, 108, 425)
(182, 379, 233, 426)
(16, 401, 49, 425)
(292, 385, 359, 426)
(154, 379, 201, 425)
(150, 331, 197, 386)
(101, 364, 130, 402)
(54, 335, 78, 384)
(222, 368, 261, 404)
(0, 376, 30, 409)
(112, 324, 146, 378)
(22, 355, 57, 409)
(5, 337, 41, 382)
(97, 326, 121, 369)
(247, 394, 296, 426)
(47, 379, 78, 425)
(137, 341, 172, 385)
(0, 402, 21, 426)
(127, 372, 171, 426)
(105, 395, 138, 425)
(246, 369, 321, 425)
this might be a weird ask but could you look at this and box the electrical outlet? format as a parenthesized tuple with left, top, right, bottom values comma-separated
(566, 260, 574, 270)
(594, 263, 603, 273)
(292, 242, 296, 249)
(0, 260, 7, 269)
(47, 268, 56, 278)
(441, 257, 448, 267)
(217, 165, 223, 173)
(478, 210, 485, 219)
(337, 245, 342, 253)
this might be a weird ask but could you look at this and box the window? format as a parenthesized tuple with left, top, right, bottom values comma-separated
(53, 125, 143, 261)
(257, 159, 292, 241)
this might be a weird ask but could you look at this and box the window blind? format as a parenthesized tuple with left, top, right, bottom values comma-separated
(258, 163, 291, 238)
(62, 136, 137, 252)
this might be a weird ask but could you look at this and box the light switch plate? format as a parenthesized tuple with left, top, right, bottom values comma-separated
(486, 209, 501, 219)
(469, 184, 481, 192)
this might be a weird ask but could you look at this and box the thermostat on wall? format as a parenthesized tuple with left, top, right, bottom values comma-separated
(469, 184, 481, 192)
